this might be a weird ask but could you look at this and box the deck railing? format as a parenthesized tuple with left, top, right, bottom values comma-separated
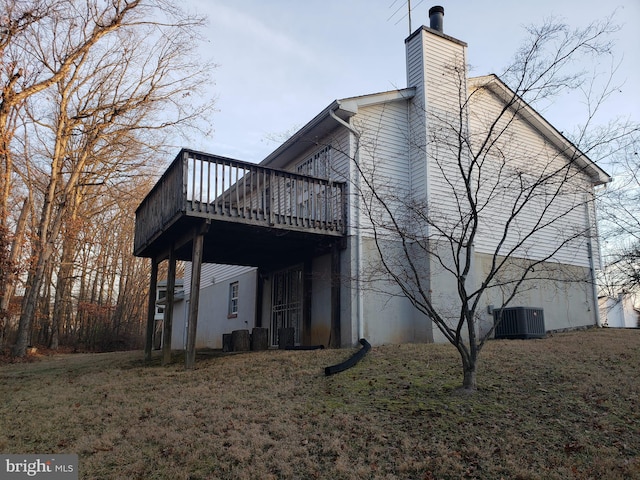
(135, 149, 347, 255)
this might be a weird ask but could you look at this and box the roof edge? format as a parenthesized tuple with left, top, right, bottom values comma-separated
(405, 24, 467, 48)
(261, 88, 416, 167)
(260, 101, 341, 167)
(469, 75, 612, 186)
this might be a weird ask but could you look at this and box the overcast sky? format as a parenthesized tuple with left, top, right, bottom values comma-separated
(182, 0, 640, 163)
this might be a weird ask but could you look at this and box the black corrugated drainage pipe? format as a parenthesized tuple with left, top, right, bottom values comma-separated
(324, 338, 371, 376)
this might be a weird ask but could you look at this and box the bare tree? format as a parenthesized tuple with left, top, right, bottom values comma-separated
(47, 175, 154, 350)
(6, 0, 213, 356)
(344, 18, 630, 390)
(0, 0, 57, 350)
(598, 131, 640, 296)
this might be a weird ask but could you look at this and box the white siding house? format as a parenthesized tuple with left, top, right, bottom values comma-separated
(599, 294, 640, 328)
(170, 264, 257, 349)
(159, 8, 610, 351)
(154, 278, 184, 349)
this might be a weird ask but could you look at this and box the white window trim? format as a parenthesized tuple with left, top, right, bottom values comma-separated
(228, 281, 239, 318)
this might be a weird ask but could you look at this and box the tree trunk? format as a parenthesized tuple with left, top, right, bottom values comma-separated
(0, 197, 29, 351)
(144, 259, 158, 361)
(13, 241, 54, 356)
(13, 95, 69, 356)
(51, 242, 75, 350)
(232, 330, 250, 352)
(251, 327, 269, 351)
(462, 360, 477, 391)
(186, 228, 206, 369)
(52, 188, 83, 350)
(39, 263, 54, 345)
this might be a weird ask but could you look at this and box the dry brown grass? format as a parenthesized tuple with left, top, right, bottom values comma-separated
(1, 328, 639, 479)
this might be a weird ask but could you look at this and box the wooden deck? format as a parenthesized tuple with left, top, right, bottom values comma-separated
(134, 149, 347, 263)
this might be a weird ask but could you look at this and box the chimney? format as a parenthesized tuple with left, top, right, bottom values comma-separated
(429, 5, 444, 33)
(405, 4, 468, 210)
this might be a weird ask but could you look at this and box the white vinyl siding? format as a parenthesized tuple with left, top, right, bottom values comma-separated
(329, 129, 351, 182)
(406, 30, 428, 201)
(406, 28, 469, 230)
(228, 281, 239, 316)
(356, 103, 410, 186)
(353, 101, 411, 238)
(183, 263, 256, 297)
(423, 35, 470, 229)
(468, 85, 595, 268)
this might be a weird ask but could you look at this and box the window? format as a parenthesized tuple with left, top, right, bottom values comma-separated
(296, 146, 331, 178)
(228, 282, 239, 317)
(156, 289, 167, 315)
(295, 146, 332, 219)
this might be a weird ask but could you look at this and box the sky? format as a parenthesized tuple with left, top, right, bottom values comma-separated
(182, 0, 640, 163)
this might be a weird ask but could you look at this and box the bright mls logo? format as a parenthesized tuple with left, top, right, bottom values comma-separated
(1, 455, 78, 479)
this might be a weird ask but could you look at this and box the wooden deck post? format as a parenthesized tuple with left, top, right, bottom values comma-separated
(255, 268, 263, 328)
(185, 223, 208, 369)
(161, 248, 177, 365)
(330, 242, 341, 348)
(303, 259, 312, 346)
(144, 259, 159, 361)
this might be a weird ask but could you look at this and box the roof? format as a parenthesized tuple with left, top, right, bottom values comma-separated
(259, 72, 609, 187)
(468, 74, 611, 186)
(260, 88, 416, 169)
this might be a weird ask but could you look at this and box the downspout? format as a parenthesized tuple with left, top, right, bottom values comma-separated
(329, 108, 364, 342)
(584, 193, 601, 327)
(184, 299, 189, 350)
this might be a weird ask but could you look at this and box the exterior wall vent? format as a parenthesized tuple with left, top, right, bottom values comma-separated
(493, 307, 546, 339)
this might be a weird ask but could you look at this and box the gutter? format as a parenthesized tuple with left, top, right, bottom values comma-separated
(261, 101, 341, 167)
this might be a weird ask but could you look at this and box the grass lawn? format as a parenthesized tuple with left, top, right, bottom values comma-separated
(1, 328, 639, 479)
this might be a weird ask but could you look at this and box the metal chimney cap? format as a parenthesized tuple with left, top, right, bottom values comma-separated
(429, 5, 444, 32)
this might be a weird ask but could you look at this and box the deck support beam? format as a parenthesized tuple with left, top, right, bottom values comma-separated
(185, 221, 209, 369)
(161, 247, 177, 365)
(144, 258, 159, 361)
(303, 259, 313, 346)
(255, 269, 263, 328)
(330, 242, 341, 348)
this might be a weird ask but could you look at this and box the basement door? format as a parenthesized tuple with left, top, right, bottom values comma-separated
(270, 265, 303, 346)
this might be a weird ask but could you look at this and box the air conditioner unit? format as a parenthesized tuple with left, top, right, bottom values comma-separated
(493, 307, 545, 339)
